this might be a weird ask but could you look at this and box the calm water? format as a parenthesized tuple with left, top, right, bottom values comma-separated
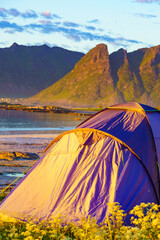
(0, 109, 88, 134)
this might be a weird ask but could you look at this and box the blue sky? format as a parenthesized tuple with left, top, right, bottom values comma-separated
(0, 0, 159, 54)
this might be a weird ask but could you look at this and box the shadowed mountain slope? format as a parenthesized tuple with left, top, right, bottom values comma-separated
(0, 43, 84, 98)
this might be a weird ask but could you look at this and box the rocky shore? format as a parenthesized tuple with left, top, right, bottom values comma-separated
(0, 104, 94, 194)
(0, 151, 38, 161)
(0, 133, 58, 192)
(0, 102, 95, 115)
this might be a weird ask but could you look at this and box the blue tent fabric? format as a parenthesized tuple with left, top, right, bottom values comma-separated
(77, 102, 160, 204)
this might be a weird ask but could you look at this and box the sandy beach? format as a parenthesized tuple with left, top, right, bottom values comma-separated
(0, 133, 58, 154)
(0, 132, 59, 191)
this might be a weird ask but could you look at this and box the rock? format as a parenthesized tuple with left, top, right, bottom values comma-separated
(0, 151, 39, 161)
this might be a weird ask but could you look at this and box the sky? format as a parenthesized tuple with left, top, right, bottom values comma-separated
(0, 0, 159, 54)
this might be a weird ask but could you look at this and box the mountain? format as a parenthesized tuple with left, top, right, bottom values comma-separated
(29, 43, 160, 107)
(29, 44, 120, 107)
(0, 43, 84, 98)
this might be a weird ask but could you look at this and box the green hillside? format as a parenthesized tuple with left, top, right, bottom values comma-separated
(21, 43, 160, 107)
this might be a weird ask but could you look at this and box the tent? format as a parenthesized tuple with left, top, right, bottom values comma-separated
(0, 102, 160, 223)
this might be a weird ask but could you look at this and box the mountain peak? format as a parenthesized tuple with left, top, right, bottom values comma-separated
(75, 43, 110, 73)
(91, 44, 109, 62)
(31, 43, 115, 107)
(117, 48, 127, 53)
(11, 42, 19, 48)
(41, 44, 50, 48)
(88, 43, 108, 59)
(92, 43, 108, 52)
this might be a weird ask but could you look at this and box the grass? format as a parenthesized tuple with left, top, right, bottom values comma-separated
(0, 202, 159, 239)
(0, 194, 6, 202)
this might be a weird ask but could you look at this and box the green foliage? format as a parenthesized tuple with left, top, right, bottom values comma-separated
(140, 52, 155, 67)
(117, 62, 143, 102)
(0, 194, 6, 202)
(150, 81, 160, 106)
(140, 70, 157, 93)
(35, 71, 115, 105)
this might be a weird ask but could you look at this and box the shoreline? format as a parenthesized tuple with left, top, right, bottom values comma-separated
(0, 133, 59, 138)
(0, 132, 59, 153)
(0, 104, 96, 116)
(0, 132, 59, 189)
(0, 129, 70, 135)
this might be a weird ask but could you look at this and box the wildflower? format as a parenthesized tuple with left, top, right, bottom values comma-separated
(41, 230, 47, 235)
(152, 218, 159, 227)
(24, 236, 34, 240)
(21, 230, 31, 236)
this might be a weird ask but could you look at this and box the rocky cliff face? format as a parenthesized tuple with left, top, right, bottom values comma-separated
(69, 44, 115, 101)
(139, 45, 160, 106)
(30, 43, 160, 107)
(29, 44, 119, 107)
(110, 48, 145, 102)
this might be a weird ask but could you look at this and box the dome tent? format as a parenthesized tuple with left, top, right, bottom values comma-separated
(0, 102, 160, 223)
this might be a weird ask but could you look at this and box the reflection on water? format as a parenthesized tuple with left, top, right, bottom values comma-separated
(0, 109, 88, 133)
(2, 172, 25, 178)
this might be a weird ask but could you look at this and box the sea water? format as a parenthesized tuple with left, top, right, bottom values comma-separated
(0, 109, 88, 134)
(0, 109, 89, 187)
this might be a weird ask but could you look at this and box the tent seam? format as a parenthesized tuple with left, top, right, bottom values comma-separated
(43, 127, 159, 204)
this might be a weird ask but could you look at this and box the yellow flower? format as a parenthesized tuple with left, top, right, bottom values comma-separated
(140, 203, 147, 207)
(152, 218, 159, 227)
(24, 236, 34, 240)
(151, 213, 156, 219)
(22, 230, 31, 237)
(41, 230, 47, 235)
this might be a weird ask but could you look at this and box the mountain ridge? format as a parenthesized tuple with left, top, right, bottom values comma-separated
(0, 43, 160, 107)
(0, 43, 84, 98)
(29, 43, 160, 107)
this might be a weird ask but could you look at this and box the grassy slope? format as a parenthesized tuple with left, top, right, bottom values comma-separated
(28, 44, 160, 107)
